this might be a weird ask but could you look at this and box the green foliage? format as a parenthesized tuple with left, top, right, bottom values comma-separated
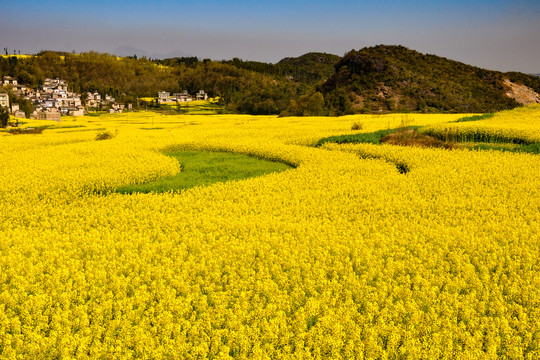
(0, 106, 9, 127)
(456, 113, 494, 122)
(157, 56, 200, 68)
(221, 53, 340, 86)
(276, 53, 341, 85)
(115, 151, 292, 194)
(470, 142, 540, 154)
(323, 88, 354, 116)
(316, 128, 403, 146)
(280, 91, 327, 116)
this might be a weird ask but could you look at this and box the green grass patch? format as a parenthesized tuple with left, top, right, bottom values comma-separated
(115, 150, 292, 194)
(469, 142, 540, 154)
(316, 126, 422, 147)
(455, 113, 494, 122)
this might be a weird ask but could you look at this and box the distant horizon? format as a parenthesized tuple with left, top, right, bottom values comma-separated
(2, 0, 539, 73)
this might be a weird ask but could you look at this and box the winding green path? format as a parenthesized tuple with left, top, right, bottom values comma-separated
(115, 150, 292, 194)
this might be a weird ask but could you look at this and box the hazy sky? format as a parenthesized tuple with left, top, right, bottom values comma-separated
(1, 0, 539, 73)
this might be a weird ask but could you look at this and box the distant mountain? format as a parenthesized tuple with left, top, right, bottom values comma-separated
(320, 45, 540, 114)
(112, 46, 191, 60)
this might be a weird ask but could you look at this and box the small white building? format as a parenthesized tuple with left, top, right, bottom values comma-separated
(174, 90, 192, 102)
(2, 76, 17, 86)
(69, 106, 85, 116)
(196, 90, 208, 101)
(158, 91, 170, 103)
(104, 95, 115, 104)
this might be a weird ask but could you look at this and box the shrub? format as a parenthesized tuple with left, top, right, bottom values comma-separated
(351, 122, 363, 130)
(95, 130, 117, 141)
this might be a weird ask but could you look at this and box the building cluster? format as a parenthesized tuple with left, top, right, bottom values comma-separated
(1, 76, 128, 121)
(158, 90, 208, 104)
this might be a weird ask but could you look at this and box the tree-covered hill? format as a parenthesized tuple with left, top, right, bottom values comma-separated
(319, 45, 540, 114)
(0, 52, 302, 114)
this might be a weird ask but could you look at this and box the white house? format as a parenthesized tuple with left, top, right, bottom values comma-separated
(158, 91, 170, 103)
(2, 76, 17, 86)
(173, 90, 192, 102)
(196, 90, 208, 101)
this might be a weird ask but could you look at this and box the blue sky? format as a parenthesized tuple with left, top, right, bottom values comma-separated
(1, 0, 539, 73)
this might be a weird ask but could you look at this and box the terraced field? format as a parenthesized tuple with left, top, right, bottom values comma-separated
(1, 106, 539, 358)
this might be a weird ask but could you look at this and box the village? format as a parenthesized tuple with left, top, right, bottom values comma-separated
(0, 75, 207, 121)
(158, 90, 208, 103)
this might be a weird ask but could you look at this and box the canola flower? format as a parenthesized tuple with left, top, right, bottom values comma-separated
(0, 107, 539, 358)
(421, 104, 540, 144)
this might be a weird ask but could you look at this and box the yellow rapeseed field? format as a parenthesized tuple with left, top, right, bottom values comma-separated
(422, 104, 540, 144)
(1, 107, 539, 359)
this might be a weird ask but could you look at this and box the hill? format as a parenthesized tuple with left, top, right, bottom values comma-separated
(320, 45, 540, 114)
(0, 51, 302, 114)
(277, 52, 341, 85)
(1, 46, 539, 116)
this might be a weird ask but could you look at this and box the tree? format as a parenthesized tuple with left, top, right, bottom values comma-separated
(0, 106, 10, 127)
(305, 92, 325, 116)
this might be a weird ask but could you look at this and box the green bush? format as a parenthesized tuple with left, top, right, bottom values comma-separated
(0, 106, 9, 128)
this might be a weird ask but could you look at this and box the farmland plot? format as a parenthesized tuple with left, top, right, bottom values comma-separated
(0, 108, 539, 359)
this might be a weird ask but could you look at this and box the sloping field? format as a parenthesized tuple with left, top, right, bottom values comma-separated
(0, 108, 539, 358)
